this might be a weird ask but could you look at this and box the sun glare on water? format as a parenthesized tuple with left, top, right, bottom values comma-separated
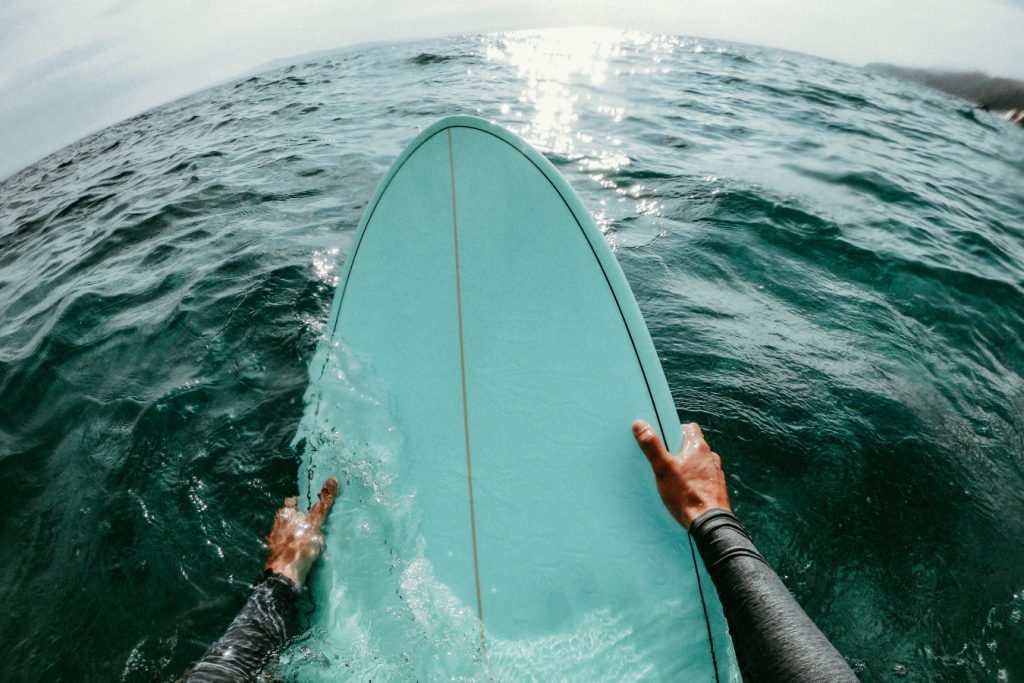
(484, 28, 669, 244)
(485, 28, 624, 158)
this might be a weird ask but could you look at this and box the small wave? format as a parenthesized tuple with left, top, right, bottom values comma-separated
(408, 52, 458, 65)
(792, 167, 919, 205)
(715, 50, 756, 65)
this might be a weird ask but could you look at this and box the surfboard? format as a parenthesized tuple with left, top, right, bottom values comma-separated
(299, 116, 737, 680)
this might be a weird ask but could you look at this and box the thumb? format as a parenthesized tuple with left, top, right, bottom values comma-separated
(632, 420, 672, 471)
(307, 477, 340, 530)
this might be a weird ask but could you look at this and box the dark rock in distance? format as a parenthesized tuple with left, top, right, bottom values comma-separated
(867, 63, 1024, 127)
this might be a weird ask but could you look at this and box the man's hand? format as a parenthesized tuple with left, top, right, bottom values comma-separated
(632, 421, 731, 529)
(264, 477, 339, 590)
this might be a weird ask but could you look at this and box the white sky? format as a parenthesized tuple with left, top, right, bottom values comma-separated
(2, 0, 1024, 180)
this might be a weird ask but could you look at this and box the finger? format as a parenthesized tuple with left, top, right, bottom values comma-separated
(283, 496, 298, 509)
(307, 477, 340, 529)
(683, 422, 704, 441)
(632, 420, 672, 469)
(270, 505, 293, 536)
(273, 505, 298, 526)
(682, 422, 710, 456)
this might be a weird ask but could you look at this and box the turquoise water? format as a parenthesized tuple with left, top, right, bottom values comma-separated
(1, 28, 1023, 681)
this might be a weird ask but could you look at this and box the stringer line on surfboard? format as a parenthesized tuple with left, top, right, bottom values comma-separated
(447, 129, 489, 665)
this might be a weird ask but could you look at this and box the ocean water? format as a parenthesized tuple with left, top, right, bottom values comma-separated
(1, 28, 1023, 682)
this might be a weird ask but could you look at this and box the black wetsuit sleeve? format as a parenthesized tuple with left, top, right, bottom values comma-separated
(185, 572, 298, 682)
(689, 509, 858, 682)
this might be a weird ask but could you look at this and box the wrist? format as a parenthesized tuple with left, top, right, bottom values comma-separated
(677, 499, 731, 529)
(683, 503, 731, 528)
(264, 560, 303, 589)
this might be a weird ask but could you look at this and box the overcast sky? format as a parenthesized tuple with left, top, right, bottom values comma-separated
(2, 0, 1024, 180)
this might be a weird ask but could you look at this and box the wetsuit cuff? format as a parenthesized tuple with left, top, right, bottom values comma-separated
(689, 508, 771, 576)
(262, 569, 301, 597)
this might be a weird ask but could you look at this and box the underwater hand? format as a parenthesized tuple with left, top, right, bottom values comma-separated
(632, 421, 731, 529)
(264, 477, 339, 590)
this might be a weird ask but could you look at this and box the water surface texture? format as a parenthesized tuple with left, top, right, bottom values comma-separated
(1, 29, 1023, 682)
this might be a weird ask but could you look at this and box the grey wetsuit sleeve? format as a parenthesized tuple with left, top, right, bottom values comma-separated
(689, 509, 858, 682)
(185, 572, 298, 682)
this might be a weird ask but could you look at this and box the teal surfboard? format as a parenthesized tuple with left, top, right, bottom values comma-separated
(293, 116, 738, 680)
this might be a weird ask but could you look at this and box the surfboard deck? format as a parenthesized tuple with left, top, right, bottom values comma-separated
(298, 116, 737, 680)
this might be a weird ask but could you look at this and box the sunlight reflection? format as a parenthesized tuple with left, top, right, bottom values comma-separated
(486, 28, 625, 158)
(484, 29, 669, 245)
(313, 246, 340, 286)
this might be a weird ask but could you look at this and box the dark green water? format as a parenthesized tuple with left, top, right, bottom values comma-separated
(1, 29, 1023, 682)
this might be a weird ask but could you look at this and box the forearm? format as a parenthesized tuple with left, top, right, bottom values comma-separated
(185, 572, 298, 682)
(690, 509, 857, 682)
